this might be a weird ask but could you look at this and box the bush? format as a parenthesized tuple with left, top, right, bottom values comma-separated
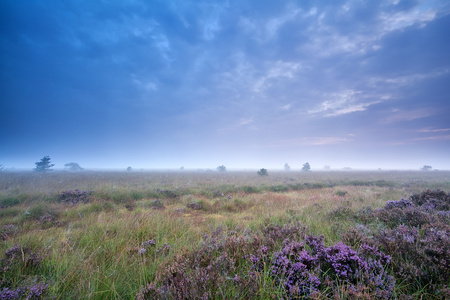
(409, 189, 449, 210)
(373, 224, 450, 294)
(257, 168, 268, 176)
(59, 189, 92, 205)
(187, 202, 203, 210)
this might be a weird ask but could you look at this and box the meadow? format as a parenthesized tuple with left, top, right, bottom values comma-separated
(0, 170, 449, 299)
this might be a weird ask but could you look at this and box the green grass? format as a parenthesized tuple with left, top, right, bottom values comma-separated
(0, 170, 449, 298)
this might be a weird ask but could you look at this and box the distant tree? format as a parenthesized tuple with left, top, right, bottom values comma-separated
(64, 162, 83, 171)
(301, 162, 311, 172)
(217, 165, 227, 172)
(127, 166, 133, 172)
(323, 165, 331, 171)
(180, 166, 184, 170)
(0, 164, 4, 171)
(421, 165, 432, 171)
(284, 163, 290, 171)
(34, 156, 55, 172)
(257, 168, 268, 176)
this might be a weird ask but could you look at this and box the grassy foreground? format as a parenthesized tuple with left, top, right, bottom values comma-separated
(0, 170, 449, 299)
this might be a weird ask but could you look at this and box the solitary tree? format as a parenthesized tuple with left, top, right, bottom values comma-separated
(34, 156, 55, 172)
(64, 162, 83, 171)
(217, 165, 227, 172)
(302, 162, 311, 172)
(127, 166, 133, 172)
(421, 165, 432, 171)
(257, 168, 268, 176)
(284, 163, 290, 171)
(0, 164, 4, 171)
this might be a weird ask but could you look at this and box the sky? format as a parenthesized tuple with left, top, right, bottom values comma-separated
(1, 0, 450, 171)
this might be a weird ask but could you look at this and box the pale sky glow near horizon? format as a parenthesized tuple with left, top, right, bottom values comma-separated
(1, 0, 450, 171)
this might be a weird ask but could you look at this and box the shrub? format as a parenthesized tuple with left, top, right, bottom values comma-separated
(0, 225, 17, 241)
(156, 188, 178, 199)
(59, 189, 92, 205)
(187, 202, 203, 210)
(409, 189, 449, 211)
(384, 198, 415, 210)
(373, 223, 449, 294)
(257, 168, 268, 176)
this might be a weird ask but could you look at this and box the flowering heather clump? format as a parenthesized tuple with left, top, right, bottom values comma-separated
(213, 189, 224, 197)
(139, 239, 156, 255)
(0, 225, 16, 241)
(261, 222, 308, 244)
(409, 189, 449, 208)
(373, 223, 450, 293)
(0, 245, 48, 299)
(2, 244, 43, 273)
(321, 242, 365, 280)
(187, 202, 203, 210)
(138, 222, 395, 299)
(39, 213, 55, 223)
(376, 206, 432, 228)
(384, 198, 415, 210)
(27, 283, 49, 299)
(156, 243, 172, 255)
(250, 235, 395, 299)
(270, 240, 321, 298)
(0, 283, 48, 299)
(59, 189, 92, 205)
(0, 287, 19, 299)
(156, 188, 178, 198)
(137, 226, 266, 299)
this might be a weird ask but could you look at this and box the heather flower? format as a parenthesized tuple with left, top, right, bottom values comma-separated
(141, 239, 156, 248)
(156, 243, 171, 255)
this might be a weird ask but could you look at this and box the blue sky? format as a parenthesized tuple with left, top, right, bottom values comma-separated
(1, 0, 449, 170)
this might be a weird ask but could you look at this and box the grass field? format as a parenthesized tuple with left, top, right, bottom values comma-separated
(0, 170, 449, 299)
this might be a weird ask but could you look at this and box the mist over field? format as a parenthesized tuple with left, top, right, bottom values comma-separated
(1, 0, 450, 171)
